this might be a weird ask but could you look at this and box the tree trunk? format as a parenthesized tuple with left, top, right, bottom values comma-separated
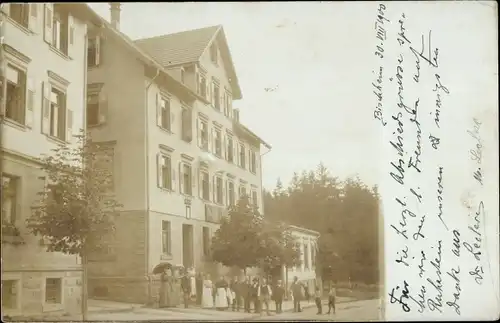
(82, 249, 89, 321)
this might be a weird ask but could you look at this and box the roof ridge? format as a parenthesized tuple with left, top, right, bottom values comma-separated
(133, 24, 222, 43)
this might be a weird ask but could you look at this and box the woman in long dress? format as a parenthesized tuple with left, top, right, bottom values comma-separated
(215, 277, 229, 310)
(159, 268, 174, 308)
(202, 274, 214, 308)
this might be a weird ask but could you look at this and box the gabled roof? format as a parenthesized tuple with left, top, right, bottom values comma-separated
(134, 25, 242, 100)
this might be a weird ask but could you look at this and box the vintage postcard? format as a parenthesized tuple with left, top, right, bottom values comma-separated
(1, 1, 497, 322)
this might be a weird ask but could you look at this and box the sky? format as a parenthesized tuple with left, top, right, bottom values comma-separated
(87, 2, 381, 190)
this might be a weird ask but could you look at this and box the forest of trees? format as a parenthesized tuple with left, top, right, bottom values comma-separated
(263, 163, 381, 285)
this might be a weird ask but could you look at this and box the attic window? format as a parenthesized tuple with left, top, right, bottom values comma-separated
(210, 43, 217, 65)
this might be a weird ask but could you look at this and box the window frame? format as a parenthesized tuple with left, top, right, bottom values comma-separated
(210, 43, 218, 65)
(251, 189, 258, 208)
(226, 134, 234, 163)
(215, 175, 223, 205)
(159, 153, 173, 191)
(200, 170, 210, 201)
(43, 275, 64, 311)
(87, 36, 101, 68)
(47, 81, 67, 142)
(161, 220, 172, 256)
(181, 162, 193, 196)
(200, 119, 209, 151)
(214, 128, 222, 158)
(199, 74, 207, 99)
(249, 150, 257, 174)
(213, 82, 220, 111)
(181, 107, 193, 142)
(86, 93, 100, 127)
(1, 274, 22, 314)
(8, 4, 30, 29)
(228, 180, 235, 206)
(239, 142, 246, 168)
(239, 184, 247, 198)
(159, 96, 171, 132)
(4, 62, 28, 127)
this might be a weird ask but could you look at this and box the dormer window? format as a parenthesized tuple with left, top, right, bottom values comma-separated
(210, 43, 218, 65)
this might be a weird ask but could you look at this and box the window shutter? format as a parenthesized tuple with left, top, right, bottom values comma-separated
(156, 93, 162, 127)
(222, 134, 227, 159)
(95, 36, 101, 66)
(209, 128, 214, 153)
(178, 162, 184, 193)
(196, 118, 201, 147)
(156, 153, 162, 188)
(41, 81, 51, 134)
(198, 170, 203, 198)
(206, 82, 211, 102)
(28, 4, 38, 33)
(25, 78, 35, 128)
(248, 149, 252, 171)
(43, 4, 53, 44)
(211, 175, 215, 202)
(98, 93, 108, 124)
(190, 166, 196, 192)
(170, 110, 175, 132)
(221, 179, 226, 206)
(235, 143, 240, 166)
(67, 14, 75, 58)
(66, 108, 73, 143)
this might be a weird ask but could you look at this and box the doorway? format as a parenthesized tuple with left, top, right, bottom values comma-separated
(182, 224, 194, 269)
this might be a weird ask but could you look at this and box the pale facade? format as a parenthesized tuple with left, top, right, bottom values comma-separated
(85, 5, 270, 303)
(282, 226, 320, 295)
(1, 3, 98, 317)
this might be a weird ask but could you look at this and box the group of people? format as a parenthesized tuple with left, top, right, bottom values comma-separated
(158, 267, 337, 316)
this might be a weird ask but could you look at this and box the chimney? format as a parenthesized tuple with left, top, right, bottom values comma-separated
(109, 3, 121, 30)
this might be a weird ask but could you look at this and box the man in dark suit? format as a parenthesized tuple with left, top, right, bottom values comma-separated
(289, 276, 303, 312)
(273, 279, 285, 314)
(243, 276, 252, 313)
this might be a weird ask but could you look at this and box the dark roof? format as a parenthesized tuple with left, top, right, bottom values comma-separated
(134, 25, 242, 100)
(134, 25, 221, 66)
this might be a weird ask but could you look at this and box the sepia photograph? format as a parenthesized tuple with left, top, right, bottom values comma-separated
(14, 1, 500, 321)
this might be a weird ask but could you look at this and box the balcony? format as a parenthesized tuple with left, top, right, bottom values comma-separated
(205, 203, 228, 224)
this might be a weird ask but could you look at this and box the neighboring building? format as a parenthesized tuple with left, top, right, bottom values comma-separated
(84, 4, 270, 303)
(282, 225, 320, 297)
(1, 3, 99, 317)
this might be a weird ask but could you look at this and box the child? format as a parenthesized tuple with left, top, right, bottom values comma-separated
(273, 280, 285, 314)
(314, 287, 322, 315)
(327, 284, 336, 314)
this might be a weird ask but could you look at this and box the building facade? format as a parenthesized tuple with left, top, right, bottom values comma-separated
(1, 3, 98, 317)
(282, 225, 320, 297)
(84, 4, 270, 303)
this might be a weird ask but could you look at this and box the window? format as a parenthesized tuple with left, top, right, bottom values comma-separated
(311, 243, 316, 268)
(87, 94, 99, 126)
(213, 82, 220, 110)
(210, 43, 218, 64)
(249, 150, 257, 174)
(239, 143, 246, 168)
(199, 119, 208, 150)
(224, 90, 232, 117)
(5, 64, 26, 125)
(180, 69, 185, 84)
(158, 154, 172, 190)
(201, 171, 210, 200)
(2, 175, 18, 225)
(199, 75, 207, 99)
(239, 185, 247, 198)
(214, 128, 222, 157)
(8, 4, 29, 28)
(227, 135, 234, 163)
(2, 280, 19, 309)
(161, 220, 171, 255)
(45, 278, 62, 304)
(215, 176, 223, 204)
(202, 227, 210, 256)
(228, 181, 235, 206)
(252, 190, 258, 207)
(49, 86, 66, 140)
(52, 6, 69, 55)
(159, 97, 171, 131)
(182, 164, 193, 195)
(88, 37, 101, 67)
(181, 108, 192, 142)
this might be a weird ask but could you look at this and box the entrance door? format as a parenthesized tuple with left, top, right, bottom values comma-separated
(182, 224, 194, 269)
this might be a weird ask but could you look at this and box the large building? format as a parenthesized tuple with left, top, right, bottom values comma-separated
(1, 3, 99, 317)
(84, 4, 270, 303)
